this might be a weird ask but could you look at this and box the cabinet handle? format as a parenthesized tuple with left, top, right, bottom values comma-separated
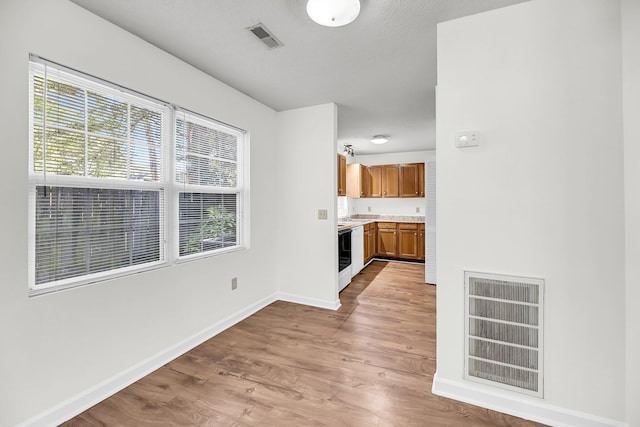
(414, 233, 417, 236)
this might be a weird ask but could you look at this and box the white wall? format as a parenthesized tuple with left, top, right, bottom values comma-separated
(622, 0, 640, 425)
(0, 0, 282, 425)
(275, 104, 339, 309)
(436, 0, 625, 424)
(349, 150, 434, 216)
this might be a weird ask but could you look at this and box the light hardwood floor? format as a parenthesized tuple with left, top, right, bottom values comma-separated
(64, 261, 546, 426)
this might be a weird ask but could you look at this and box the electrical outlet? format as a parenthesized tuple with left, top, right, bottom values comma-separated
(231, 277, 237, 290)
(317, 209, 328, 220)
(416, 207, 420, 213)
(368, 206, 371, 212)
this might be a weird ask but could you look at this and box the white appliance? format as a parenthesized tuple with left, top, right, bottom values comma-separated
(350, 225, 364, 277)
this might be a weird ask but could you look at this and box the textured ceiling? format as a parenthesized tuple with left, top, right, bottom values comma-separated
(70, 0, 529, 155)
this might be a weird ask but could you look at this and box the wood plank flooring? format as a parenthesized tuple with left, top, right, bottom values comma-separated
(63, 261, 546, 426)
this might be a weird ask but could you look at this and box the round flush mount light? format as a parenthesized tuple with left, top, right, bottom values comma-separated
(306, 0, 361, 27)
(371, 135, 389, 145)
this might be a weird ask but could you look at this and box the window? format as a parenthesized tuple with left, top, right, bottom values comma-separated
(175, 111, 244, 258)
(28, 56, 247, 295)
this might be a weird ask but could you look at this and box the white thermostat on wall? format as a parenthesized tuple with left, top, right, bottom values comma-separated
(455, 131, 481, 148)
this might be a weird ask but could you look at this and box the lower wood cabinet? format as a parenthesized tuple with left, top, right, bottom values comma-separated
(363, 223, 376, 263)
(418, 223, 425, 261)
(398, 223, 419, 259)
(371, 221, 425, 261)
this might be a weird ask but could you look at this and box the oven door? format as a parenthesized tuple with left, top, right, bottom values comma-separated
(338, 229, 352, 272)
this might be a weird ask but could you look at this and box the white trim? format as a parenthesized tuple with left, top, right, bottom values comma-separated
(15, 292, 342, 426)
(17, 293, 279, 427)
(276, 292, 342, 311)
(431, 372, 627, 427)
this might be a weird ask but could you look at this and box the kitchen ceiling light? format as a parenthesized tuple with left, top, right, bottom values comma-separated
(371, 135, 389, 145)
(306, 0, 361, 27)
(343, 144, 355, 157)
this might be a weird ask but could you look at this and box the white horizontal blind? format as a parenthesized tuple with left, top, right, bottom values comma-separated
(29, 59, 168, 291)
(175, 111, 243, 258)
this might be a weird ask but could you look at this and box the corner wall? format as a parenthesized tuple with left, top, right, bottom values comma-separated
(622, 0, 640, 425)
(435, 0, 625, 424)
(275, 104, 340, 309)
(0, 0, 279, 425)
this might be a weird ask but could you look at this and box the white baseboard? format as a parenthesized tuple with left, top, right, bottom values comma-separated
(18, 294, 279, 427)
(276, 292, 342, 311)
(431, 372, 627, 427)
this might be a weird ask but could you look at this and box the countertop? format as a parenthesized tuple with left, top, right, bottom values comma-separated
(337, 214, 425, 231)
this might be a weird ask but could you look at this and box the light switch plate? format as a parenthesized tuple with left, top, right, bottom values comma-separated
(318, 209, 328, 220)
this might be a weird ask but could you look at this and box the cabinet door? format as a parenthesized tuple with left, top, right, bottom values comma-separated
(369, 166, 383, 198)
(400, 163, 420, 198)
(418, 224, 425, 261)
(367, 227, 376, 260)
(377, 228, 397, 257)
(361, 164, 370, 197)
(337, 154, 346, 196)
(398, 229, 419, 259)
(364, 230, 370, 262)
(382, 165, 399, 197)
(418, 163, 425, 198)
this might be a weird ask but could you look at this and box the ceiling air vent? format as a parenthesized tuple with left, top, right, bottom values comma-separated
(247, 23, 283, 49)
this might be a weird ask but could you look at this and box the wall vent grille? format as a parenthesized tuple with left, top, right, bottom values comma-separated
(247, 23, 283, 49)
(464, 271, 544, 397)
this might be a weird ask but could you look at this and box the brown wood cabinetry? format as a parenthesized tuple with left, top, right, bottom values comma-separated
(337, 154, 346, 196)
(372, 221, 426, 261)
(398, 223, 419, 259)
(363, 223, 376, 263)
(346, 164, 370, 198)
(418, 163, 425, 197)
(418, 223, 425, 261)
(345, 162, 424, 199)
(400, 163, 422, 198)
(382, 165, 399, 197)
(368, 166, 383, 198)
(376, 222, 398, 257)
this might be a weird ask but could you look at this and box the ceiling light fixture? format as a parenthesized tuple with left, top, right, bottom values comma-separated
(343, 144, 355, 157)
(306, 0, 361, 27)
(371, 135, 389, 145)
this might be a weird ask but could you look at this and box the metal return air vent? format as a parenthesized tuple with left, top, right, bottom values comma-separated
(465, 271, 544, 398)
(247, 23, 283, 49)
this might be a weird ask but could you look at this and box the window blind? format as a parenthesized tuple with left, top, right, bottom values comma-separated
(29, 59, 168, 292)
(28, 56, 248, 294)
(175, 111, 243, 258)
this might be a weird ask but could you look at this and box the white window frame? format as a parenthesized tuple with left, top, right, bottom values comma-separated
(173, 109, 247, 262)
(27, 55, 249, 296)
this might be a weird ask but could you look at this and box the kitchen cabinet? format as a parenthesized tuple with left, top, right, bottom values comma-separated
(337, 154, 346, 196)
(376, 222, 398, 257)
(418, 223, 425, 261)
(372, 221, 426, 261)
(364, 223, 376, 263)
(347, 163, 369, 198)
(382, 165, 399, 197)
(398, 223, 419, 259)
(418, 162, 425, 197)
(400, 163, 422, 198)
(369, 165, 399, 198)
(368, 166, 383, 198)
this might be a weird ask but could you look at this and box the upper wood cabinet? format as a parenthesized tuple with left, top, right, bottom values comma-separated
(382, 165, 399, 197)
(400, 163, 421, 198)
(368, 166, 383, 198)
(337, 154, 347, 196)
(344, 162, 424, 199)
(346, 163, 370, 198)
